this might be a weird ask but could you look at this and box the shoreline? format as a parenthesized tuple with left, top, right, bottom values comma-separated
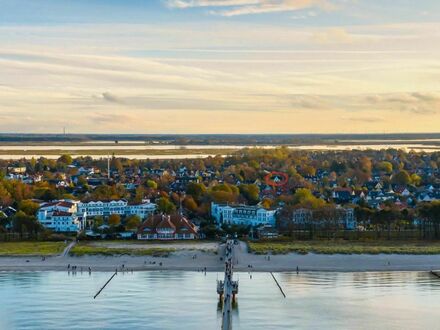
(1, 251, 440, 273)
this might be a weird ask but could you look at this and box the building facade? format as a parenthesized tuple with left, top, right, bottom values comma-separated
(37, 200, 84, 232)
(211, 202, 277, 227)
(137, 214, 198, 240)
(77, 199, 156, 219)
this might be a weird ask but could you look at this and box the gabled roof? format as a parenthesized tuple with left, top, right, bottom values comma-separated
(138, 214, 198, 235)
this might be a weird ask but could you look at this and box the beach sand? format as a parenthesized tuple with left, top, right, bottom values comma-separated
(1, 241, 440, 273)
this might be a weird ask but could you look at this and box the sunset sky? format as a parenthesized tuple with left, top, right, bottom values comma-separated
(1, 0, 439, 134)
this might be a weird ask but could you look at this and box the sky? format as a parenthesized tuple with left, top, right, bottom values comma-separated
(0, 0, 440, 134)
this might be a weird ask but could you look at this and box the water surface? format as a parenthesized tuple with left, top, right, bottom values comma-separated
(1, 271, 439, 330)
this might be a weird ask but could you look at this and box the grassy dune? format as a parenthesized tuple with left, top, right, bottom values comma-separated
(69, 244, 174, 257)
(0, 242, 67, 256)
(248, 241, 440, 255)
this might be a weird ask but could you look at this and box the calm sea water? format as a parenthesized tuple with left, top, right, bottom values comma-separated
(1, 271, 439, 330)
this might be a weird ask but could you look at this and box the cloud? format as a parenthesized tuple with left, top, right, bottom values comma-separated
(166, 0, 260, 8)
(167, 0, 335, 16)
(366, 92, 440, 115)
(312, 27, 354, 44)
(101, 92, 124, 104)
(342, 116, 384, 123)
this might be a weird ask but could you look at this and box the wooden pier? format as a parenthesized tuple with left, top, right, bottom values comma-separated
(218, 240, 238, 330)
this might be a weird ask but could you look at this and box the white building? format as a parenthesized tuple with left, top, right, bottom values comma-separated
(211, 202, 277, 227)
(77, 199, 156, 219)
(37, 200, 84, 232)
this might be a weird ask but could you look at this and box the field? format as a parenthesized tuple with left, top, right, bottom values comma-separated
(0, 242, 67, 256)
(248, 240, 440, 255)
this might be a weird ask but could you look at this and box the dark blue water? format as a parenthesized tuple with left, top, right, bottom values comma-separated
(1, 271, 439, 329)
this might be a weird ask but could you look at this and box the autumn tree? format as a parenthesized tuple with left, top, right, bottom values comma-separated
(391, 170, 411, 185)
(108, 214, 121, 227)
(18, 200, 40, 216)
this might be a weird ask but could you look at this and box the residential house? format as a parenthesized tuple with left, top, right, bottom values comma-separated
(37, 200, 84, 232)
(137, 214, 198, 240)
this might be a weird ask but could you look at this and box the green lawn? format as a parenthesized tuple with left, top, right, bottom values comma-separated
(0, 242, 67, 256)
(69, 244, 175, 257)
(248, 241, 440, 255)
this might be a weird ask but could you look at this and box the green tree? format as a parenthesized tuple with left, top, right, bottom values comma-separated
(93, 216, 104, 229)
(157, 197, 176, 214)
(12, 211, 41, 236)
(410, 173, 422, 186)
(146, 179, 158, 190)
(57, 154, 73, 165)
(186, 182, 207, 201)
(125, 215, 141, 230)
(18, 200, 40, 216)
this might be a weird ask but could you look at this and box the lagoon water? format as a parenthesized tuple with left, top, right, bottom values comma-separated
(1, 271, 440, 330)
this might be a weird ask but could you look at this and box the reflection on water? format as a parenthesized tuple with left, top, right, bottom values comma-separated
(0, 271, 439, 330)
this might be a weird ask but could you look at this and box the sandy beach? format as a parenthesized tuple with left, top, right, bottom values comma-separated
(1, 241, 440, 273)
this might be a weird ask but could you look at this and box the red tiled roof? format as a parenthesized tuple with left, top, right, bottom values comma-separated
(138, 214, 198, 235)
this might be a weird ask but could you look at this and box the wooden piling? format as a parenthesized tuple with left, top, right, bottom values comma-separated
(270, 272, 286, 298)
(430, 270, 440, 279)
(94, 271, 117, 299)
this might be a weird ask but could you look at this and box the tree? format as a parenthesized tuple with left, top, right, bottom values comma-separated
(377, 161, 393, 174)
(183, 196, 198, 212)
(209, 183, 239, 203)
(125, 215, 141, 230)
(292, 188, 325, 209)
(11, 211, 41, 236)
(418, 201, 440, 239)
(146, 179, 158, 190)
(355, 206, 374, 230)
(18, 200, 40, 216)
(108, 214, 121, 227)
(410, 173, 422, 186)
(57, 154, 73, 165)
(0, 183, 12, 206)
(186, 182, 207, 201)
(134, 185, 146, 203)
(0, 213, 10, 231)
(157, 197, 176, 214)
(238, 184, 260, 205)
(391, 170, 411, 185)
(93, 216, 104, 229)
